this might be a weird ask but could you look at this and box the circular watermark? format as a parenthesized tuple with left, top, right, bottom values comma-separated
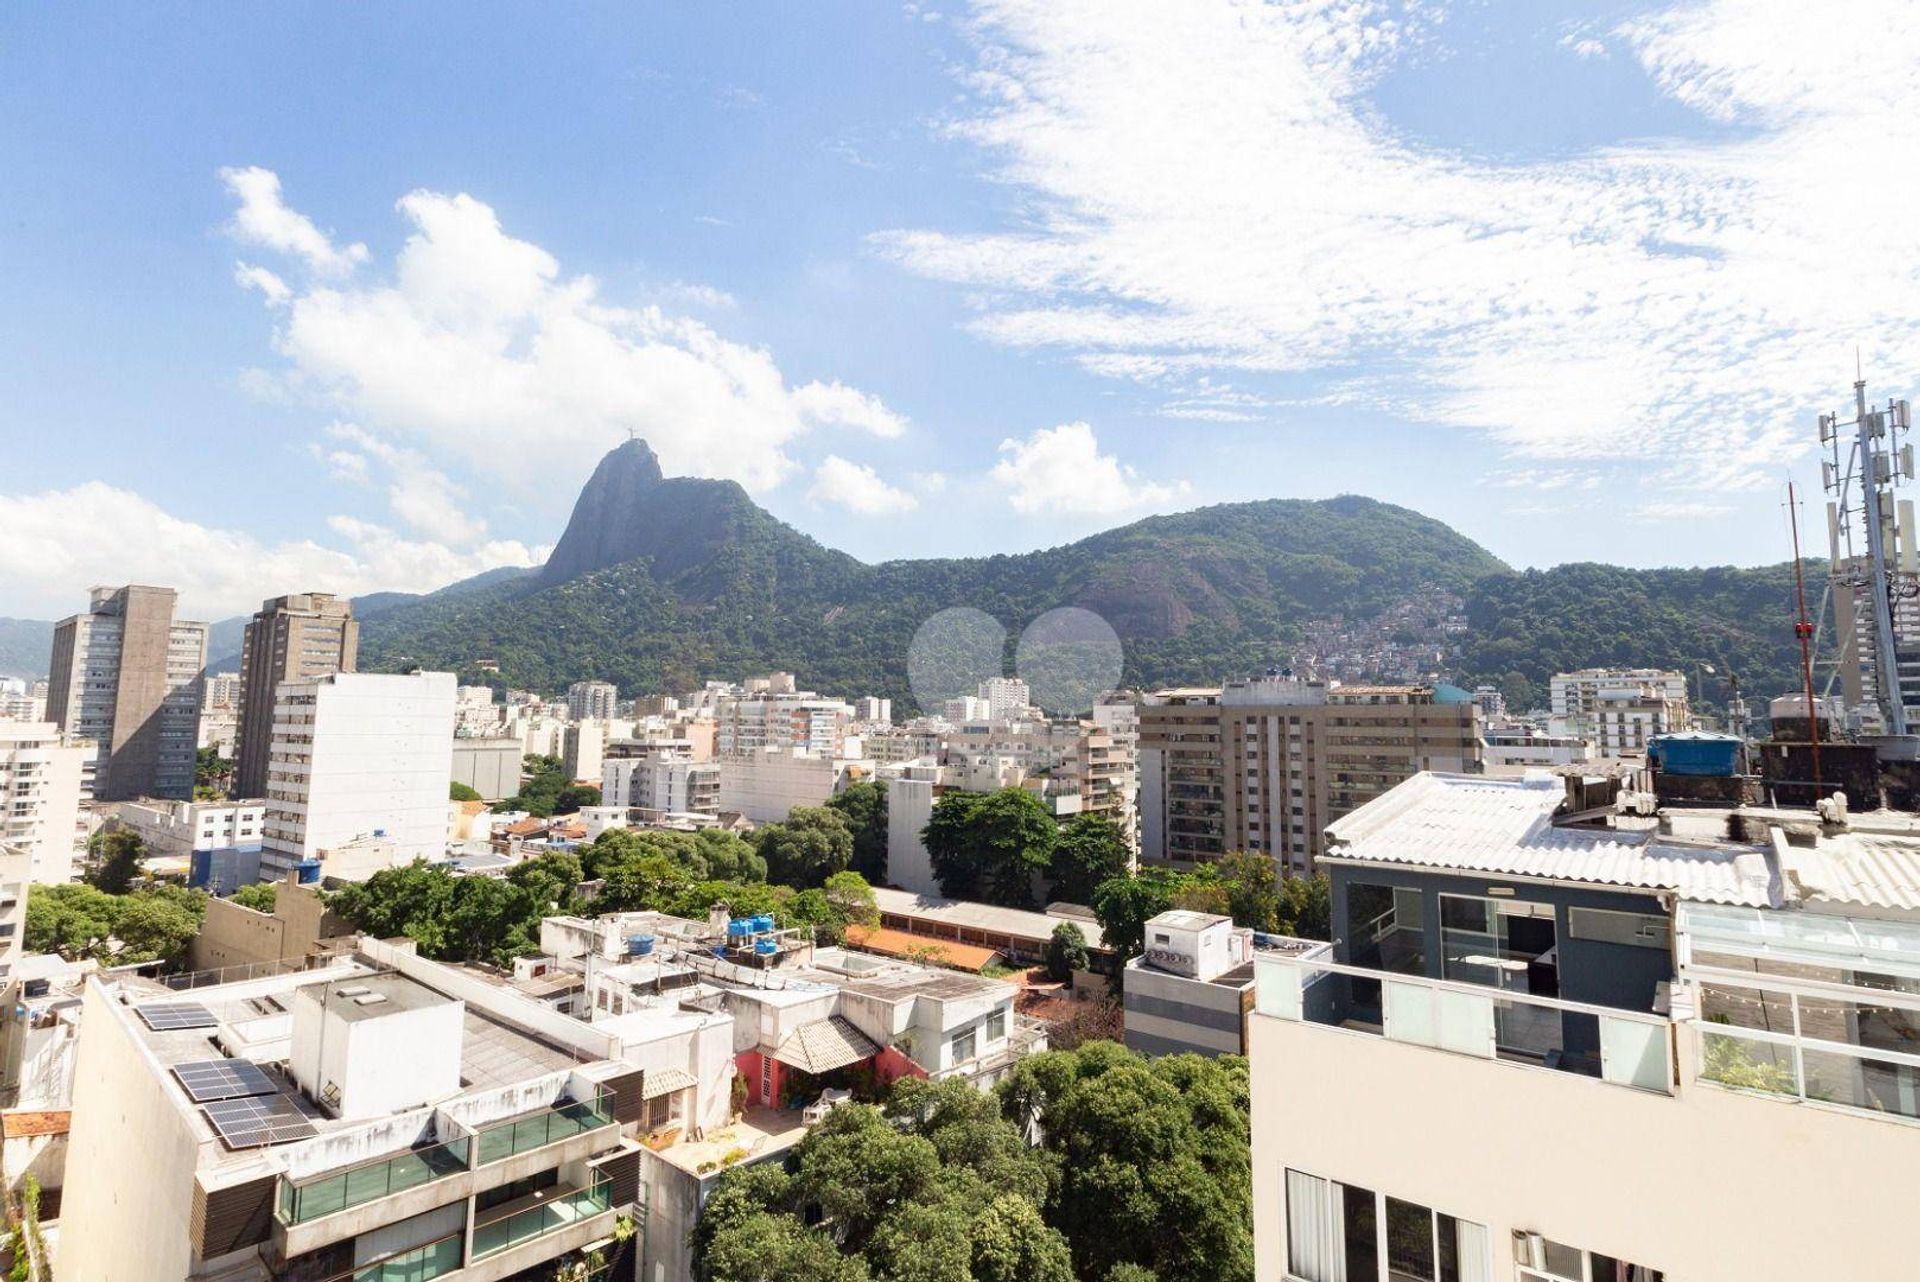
(907, 607, 1008, 715)
(1015, 606, 1124, 716)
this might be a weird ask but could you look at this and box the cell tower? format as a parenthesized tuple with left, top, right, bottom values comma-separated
(1820, 373, 1919, 740)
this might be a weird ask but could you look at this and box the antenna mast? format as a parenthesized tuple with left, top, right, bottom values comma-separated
(1787, 481, 1822, 789)
(1819, 371, 1918, 737)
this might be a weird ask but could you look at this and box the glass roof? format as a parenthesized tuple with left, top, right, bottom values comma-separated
(1678, 901, 1920, 979)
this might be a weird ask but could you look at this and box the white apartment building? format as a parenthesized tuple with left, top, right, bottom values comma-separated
(978, 677, 1031, 722)
(453, 684, 500, 734)
(45, 584, 208, 801)
(1250, 771, 1920, 1282)
(260, 671, 456, 879)
(203, 672, 241, 711)
(853, 697, 892, 726)
(57, 938, 644, 1282)
(0, 721, 86, 885)
(449, 736, 523, 802)
(1482, 726, 1597, 770)
(563, 718, 606, 784)
(1550, 668, 1690, 720)
(1584, 686, 1684, 757)
(602, 748, 720, 816)
(943, 695, 989, 723)
(716, 748, 865, 823)
(112, 798, 266, 860)
(714, 683, 853, 760)
(567, 680, 619, 722)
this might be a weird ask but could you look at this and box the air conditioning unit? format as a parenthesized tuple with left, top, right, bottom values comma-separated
(1513, 1231, 1546, 1269)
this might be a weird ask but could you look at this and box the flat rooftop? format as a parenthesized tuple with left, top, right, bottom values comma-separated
(872, 886, 1107, 951)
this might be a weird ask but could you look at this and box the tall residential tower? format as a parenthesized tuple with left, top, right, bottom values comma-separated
(234, 592, 359, 799)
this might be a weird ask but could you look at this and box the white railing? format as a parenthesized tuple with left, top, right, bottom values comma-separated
(1253, 953, 1674, 1094)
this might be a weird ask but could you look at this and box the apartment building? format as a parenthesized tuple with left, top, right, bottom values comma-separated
(260, 671, 456, 880)
(567, 681, 619, 723)
(234, 593, 359, 799)
(713, 676, 853, 760)
(563, 719, 606, 785)
(111, 797, 267, 891)
(978, 677, 1031, 722)
(1138, 674, 1483, 874)
(1123, 909, 1327, 1058)
(57, 938, 643, 1282)
(0, 721, 86, 884)
(1549, 668, 1691, 754)
(1249, 770, 1920, 1281)
(715, 748, 862, 823)
(450, 736, 524, 802)
(46, 584, 208, 800)
(601, 746, 720, 817)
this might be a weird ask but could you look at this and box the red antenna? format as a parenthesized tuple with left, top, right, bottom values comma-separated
(1787, 480, 1822, 791)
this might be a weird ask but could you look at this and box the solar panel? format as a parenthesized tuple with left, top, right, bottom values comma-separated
(172, 1059, 278, 1103)
(136, 1002, 218, 1031)
(202, 1094, 318, 1149)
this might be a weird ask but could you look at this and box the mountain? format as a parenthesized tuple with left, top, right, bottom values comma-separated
(355, 439, 1513, 706)
(0, 618, 53, 681)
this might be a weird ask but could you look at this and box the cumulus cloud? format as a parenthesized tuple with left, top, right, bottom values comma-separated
(226, 170, 910, 492)
(808, 456, 920, 515)
(877, 0, 1920, 482)
(991, 422, 1186, 514)
(0, 483, 542, 620)
(233, 262, 291, 306)
(221, 166, 368, 277)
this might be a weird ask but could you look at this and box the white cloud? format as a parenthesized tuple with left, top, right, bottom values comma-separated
(323, 423, 491, 547)
(991, 422, 1186, 514)
(0, 483, 541, 620)
(808, 456, 920, 515)
(1632, 498, 1734, 522)
(790, 380, 911, 438)
(221, 166, 368, 277)
(227, 170, 910, 492)
(912, 471, 949, 494)
(233, 262, 291, 306)
(878, 0, 1920, 482)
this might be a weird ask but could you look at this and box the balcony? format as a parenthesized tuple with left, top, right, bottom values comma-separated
(279, 1137, 472, 1225)
(470, 1174, 612, 1260)
(1253, 953, 1673, 1094)
(473, 1090, 614, 1165)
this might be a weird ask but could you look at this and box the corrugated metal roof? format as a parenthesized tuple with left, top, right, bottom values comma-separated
(1782, 831, 1920, 914)
(1322, 773, 1775, 907)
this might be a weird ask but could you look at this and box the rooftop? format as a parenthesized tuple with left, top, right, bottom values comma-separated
(872, 885, 1107, 951)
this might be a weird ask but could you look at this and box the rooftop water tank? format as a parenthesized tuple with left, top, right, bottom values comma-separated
(726, 919, 750, 940)
(627, 935, 656, 957)
(750, 914, 775, 935)
(295, 860, 322, 885)
(754, 937, 779, 956)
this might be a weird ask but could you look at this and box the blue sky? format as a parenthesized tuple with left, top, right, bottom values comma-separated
(4, 0, 1915, 621)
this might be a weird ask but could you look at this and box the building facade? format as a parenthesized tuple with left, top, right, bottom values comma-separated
(0, 721, 86, 885)
(1138, 675, 1483, 874)
(260, 671, 456, 879)
(567, 680, 619, 722)
(234, 593, 359, 800)
(45, 585, 207, 801)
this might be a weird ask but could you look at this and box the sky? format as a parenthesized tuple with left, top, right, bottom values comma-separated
(4, 0, 1919, 622)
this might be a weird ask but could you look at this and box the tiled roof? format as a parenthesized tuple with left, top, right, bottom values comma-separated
(872, 886, 1106, 950)
(843, 924, 999, 972)
(768, 1016, 881, 1074)
(641, 1066, 699, 1099)
(1323, 772, 1776, 907)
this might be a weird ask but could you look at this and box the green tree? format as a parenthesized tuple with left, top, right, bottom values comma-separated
(1048, 814, 1131, 906)
(449, 781, 482, 803)
(823, 871, 878, 932)
(1091, 868, 1187, 967)
(86, 829, 145, 896)
(194, 746, 232, 795)
(825, 780, 889, 883)
(754, 807, 853, 889)
(112, 888, 206, 967)
(1045, 921, 1090, 983)
(230, 882, 277, 914)
(1275, 873, 1331, 940)
(923, 788, 1058, 908)
(25, 885, 122, 959)
(553, 783, 600, 815)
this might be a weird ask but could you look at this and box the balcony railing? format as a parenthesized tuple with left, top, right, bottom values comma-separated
(470, 1174, 612, 1260)
(351, 1234, 463, 1282)
(278, 1136, 472, 1224)
(473, 1089, 615, 1166)
(1253, 953, 1673, 1094)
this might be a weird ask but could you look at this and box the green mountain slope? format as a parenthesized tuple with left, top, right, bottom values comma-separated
(356, 441, 1510, 705)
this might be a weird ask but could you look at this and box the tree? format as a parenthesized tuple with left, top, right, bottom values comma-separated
(825, 781, 888, 883)
(823, 871, 878, 933)
(553, 783, 600, 815)
(1091, 868, 1186, 967)
(112, 888, 206, 967)
(923, 788, 1058, 908)
(86, 830, 145, 895)
(1275, 873, 1331, 940)
(1045, 921, 1090, 983)
(194, 746, 232, 796)
(449, 781, 482, 803)
(26, 883, 207, 965)
(997, 1043, 1253, 1282)
(1049, 814, 1131, 906)
(754, 807, 853, 888)
(230, 882, 277, 914)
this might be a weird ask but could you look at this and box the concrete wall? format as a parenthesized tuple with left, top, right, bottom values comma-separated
(1249, 1011, 1920, 1281)
(885, 776, 936, 895)
(451, 737, 523, 801)
(1123, 965, 1248, 1057)
(717, 752, 842, 824)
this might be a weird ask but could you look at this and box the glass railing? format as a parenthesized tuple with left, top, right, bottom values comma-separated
(1253, 953, 1673, 1094)
(473, 1090, 615, 1166)
(1698, 1021, 1920, 1120)
(279, 1137, 472, 1224)
(470, 1175, 613, 1260)
(352, 1234, 463, 1282)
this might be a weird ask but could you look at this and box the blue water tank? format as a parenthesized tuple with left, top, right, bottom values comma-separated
(627, 935, 656, 957)
(1649, 732, 1743, 777)
(712, 944, 728, 958)
(750, 914, 774, 935)
(754, 937, 779, 956)
(295, 860, 323, 885)
(726, 919, 750, 940)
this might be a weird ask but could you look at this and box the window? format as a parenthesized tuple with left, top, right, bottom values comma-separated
(986, 1009, 1007, 1042)
(1517, 1238, 1663, 1281)
(1286, 1170, 1490, 1282)
(1567, 907, 1669, 950)
(951, 1028, 977, 1064)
